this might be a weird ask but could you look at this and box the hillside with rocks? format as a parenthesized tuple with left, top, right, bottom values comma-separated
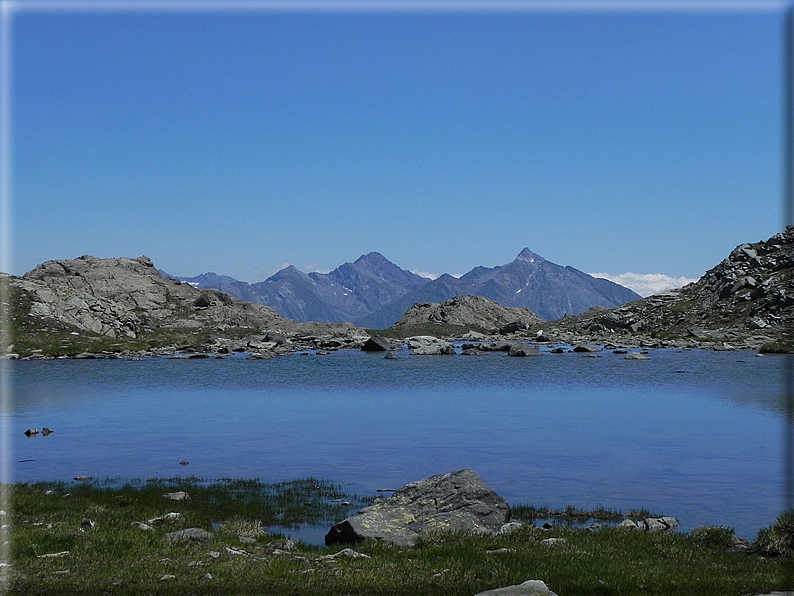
(544, 227, 793, 348)
(389, 295, 543, 336)
(3, 255, 366, 359)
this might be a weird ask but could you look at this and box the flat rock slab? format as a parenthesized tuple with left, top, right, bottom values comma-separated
(166, 528, 213, 542)
(325, 469, 510, 548)
(475, 579, 559, 595)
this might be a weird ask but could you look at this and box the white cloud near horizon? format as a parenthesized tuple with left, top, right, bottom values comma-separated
(589, 272, 700, 297)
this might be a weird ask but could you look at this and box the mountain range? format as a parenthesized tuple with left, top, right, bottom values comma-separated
(164, 249, 642, 328)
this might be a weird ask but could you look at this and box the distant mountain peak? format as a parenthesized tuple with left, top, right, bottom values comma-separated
(355, 251, 389, 264)
(516, 248, 545, 263)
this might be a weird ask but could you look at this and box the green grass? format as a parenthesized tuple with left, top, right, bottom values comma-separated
(4, 479, 792, 595)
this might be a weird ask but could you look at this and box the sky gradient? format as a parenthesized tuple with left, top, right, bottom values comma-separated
(5, 0, 788, 294)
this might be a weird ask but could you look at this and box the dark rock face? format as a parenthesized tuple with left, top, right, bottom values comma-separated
(361, 336, 392, 351)
(363, 249, 641, 326)
(325, 469, 510, 548)
(170, 252, 430, 326)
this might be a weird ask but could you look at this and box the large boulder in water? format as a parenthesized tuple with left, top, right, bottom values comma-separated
(325, 469, 510, 548)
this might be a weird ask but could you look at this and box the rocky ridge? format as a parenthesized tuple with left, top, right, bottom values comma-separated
(3, 255, 367, 359)
(541, 227, 793, 349)
(391, 295, 543, 335)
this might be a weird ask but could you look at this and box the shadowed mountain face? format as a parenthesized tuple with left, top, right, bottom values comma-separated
(358, 249, 641, 328)
(170, 250, 641, 328)
(169, 253, 431, 325)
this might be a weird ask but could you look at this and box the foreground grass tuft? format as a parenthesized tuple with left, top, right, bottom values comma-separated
(4, 480, 792, 595)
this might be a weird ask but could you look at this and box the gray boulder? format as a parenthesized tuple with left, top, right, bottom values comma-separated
(406, 336, 456, 355)
(507, 343, 541, 357)
(166, 528, 213, 542)
(325, 469, 510, 548)
(476, 580, 559, 595)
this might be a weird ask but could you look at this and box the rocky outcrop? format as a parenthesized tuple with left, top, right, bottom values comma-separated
(391, 295, 542, 335)
(6, 255, 366, 357)
(542, 228, 793, 347)
(325, 470, 510, 548)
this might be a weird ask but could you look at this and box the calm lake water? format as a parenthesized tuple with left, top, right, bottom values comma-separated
(5, 346, 792, 541)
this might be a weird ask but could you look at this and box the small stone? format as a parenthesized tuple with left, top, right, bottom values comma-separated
(203, 573, 213, 580)
(37, 551, 69, 559)
(131, 522, 154, 531)
(499, 522, 523, 534)
(317, 548, 370, 561)
(166, 528, 212, 542)
(541, 538, 566, 546)
(159, 574, 175, 581)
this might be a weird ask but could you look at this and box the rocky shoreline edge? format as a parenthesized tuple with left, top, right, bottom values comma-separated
(2, 327, 783, 361)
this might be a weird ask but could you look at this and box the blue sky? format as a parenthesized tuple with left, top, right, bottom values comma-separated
(5, 1, 787, 294)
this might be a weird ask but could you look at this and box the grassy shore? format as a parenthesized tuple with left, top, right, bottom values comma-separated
(3, 478, 792, 595)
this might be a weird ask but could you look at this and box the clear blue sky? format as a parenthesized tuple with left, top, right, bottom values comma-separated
(7, 1, 786, 286)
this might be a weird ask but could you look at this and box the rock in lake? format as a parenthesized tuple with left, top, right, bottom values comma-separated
(325, 469, 510, 548)
(406, 336, 456, 355)
(361, 336, 392, 352)
(507, 343, 541, 357)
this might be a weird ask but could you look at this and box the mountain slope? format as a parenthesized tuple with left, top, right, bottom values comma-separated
(360, 249, 641, 328)
(5, 255, 363, 357)
(171, 252, 431, 325)
(547, 227, 793, 343)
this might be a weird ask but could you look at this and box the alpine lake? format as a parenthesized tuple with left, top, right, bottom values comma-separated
(6, 343, 792, 544)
